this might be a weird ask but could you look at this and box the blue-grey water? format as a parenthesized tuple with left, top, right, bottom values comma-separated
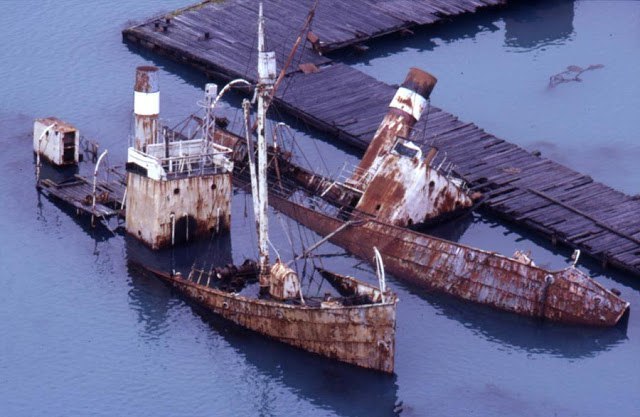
(1, 1, 639, 416)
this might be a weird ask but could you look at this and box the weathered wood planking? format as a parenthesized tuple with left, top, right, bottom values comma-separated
(123, 0, 640, 276)
(38, 177, 124, 219)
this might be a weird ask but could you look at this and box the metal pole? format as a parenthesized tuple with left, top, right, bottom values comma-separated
(92, 150, 109, 227)
(374, 247, 386, 303)
(256, 1, 274, 291)
(242, 99, 260, 235)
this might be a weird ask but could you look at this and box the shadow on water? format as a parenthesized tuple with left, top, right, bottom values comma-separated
(124, 237, 400, 417)
(503, 0, 575, 50)
(413, 285, 628, 359)
(334, 0, 576, 64)
(124, 232, 234, 339)
(124, 232, 234, 275)
(415, 211, 474, 243)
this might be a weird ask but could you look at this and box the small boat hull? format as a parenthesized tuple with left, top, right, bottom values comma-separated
(143, 266, 397, 373)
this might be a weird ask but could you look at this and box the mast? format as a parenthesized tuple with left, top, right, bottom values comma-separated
(255, 2, 276, 291)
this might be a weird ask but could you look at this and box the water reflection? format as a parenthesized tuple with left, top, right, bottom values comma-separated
(35, 187, 118, 244)
(334, 0, 576, 63)
(403, 282, 628, 359)
(504, 0, 575, 50)
(124, 234, 399, 417)
(202, 310, 400, 417)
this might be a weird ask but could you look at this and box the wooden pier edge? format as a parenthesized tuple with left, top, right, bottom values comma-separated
(121, 0, 640, 278)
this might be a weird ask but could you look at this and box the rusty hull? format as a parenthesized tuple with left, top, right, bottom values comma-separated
(125, 171, 231, 249)
(352, 68, 436, 181)
(354, 150, 476, 227)
(141, 265, 398, 373)
(269, 194, 629, 327)
(344, 68, 476, 227)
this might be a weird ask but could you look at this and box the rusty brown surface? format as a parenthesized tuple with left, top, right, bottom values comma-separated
(134, 65, 159, 92)
(353, 151, 475, 227)
(269, 260, 302, 300)
(134, 114, 158, 151)
(269, 193, 629, 327)
(353, 69, 436, 181)
(139, 264, 398, 373)
(36, 117, 77, 133)
(401, 67, 437, 101)
(126, 172, 231, 250)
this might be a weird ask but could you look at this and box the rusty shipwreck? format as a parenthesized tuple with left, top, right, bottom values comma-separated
(207, 61, 629, 326)
(140, 4, 398, 374)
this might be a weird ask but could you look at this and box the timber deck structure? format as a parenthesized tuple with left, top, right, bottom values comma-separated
(37, 171, 126, 221)
(123, 0, 640, 277)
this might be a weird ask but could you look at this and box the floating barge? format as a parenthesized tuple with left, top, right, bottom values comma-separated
(123, 0, 640, 277)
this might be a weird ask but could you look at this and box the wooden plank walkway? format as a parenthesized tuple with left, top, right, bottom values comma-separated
(38, 174, 125, 221)
(275, 63, 640, 276)
(122, 0, 640, 277)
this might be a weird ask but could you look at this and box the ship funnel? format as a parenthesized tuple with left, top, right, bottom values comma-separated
(352, 68, 437, 184)
(133, 65, 160, 151)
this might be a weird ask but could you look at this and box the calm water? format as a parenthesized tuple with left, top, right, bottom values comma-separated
(1, 1, 639, 416)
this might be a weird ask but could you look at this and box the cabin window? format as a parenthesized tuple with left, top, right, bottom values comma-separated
(392, 138, 422, 159)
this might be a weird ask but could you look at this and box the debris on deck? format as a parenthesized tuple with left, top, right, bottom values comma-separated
(34, 116, 125, 229)
(37, 173, 125, 227)
(134, 8, 398, 372)
(122, 0, 640, 277)
(208, 67, 630, 326)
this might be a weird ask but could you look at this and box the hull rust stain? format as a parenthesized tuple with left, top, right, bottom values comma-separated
(269, 196, 629, 326)
(139, 264, 398, 373)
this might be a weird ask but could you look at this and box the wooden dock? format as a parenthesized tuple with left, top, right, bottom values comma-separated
(122, 0, 640, 277)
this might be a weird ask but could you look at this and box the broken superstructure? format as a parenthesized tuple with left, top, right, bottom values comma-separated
(125, 66, 234, 249)
(208, 66, 629, 326)
(33, 117, 80, 167)
(137, 4, 398, 373)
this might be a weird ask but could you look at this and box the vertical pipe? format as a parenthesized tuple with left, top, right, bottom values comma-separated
(91, 150, 109, 227)
(170, 212, 175, 246)
(133, 66, 160, 152)
(204, 83, 218, 146)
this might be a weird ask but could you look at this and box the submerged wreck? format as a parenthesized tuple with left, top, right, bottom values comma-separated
(125, 66, 234, 249)
(210, 65, 629, 326)
(140, 5, 398, 374)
